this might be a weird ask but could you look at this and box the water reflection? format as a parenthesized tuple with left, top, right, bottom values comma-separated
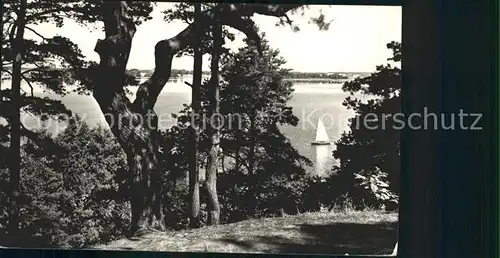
(313, 144, 331, 177)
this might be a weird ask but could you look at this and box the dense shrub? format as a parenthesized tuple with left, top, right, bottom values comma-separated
(0, 119, 130, 248)
(217, 161, 311, 223)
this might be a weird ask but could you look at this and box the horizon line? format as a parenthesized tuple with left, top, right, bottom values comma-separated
(126, 69, 373, 74)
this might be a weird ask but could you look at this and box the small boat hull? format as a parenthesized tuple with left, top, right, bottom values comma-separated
(311, 141, 331, 145)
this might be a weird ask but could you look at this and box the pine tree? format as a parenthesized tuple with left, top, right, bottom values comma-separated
(331, 42, 401, 209)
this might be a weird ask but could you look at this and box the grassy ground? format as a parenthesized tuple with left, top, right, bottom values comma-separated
(93, 209, 398, 255)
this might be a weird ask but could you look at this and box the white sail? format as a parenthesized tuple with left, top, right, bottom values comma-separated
(315, 118, 330, 142)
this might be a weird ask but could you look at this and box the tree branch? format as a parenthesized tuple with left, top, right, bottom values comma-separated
(2, 20, 15, 40)
(9, 2, 21, 16)
(221, 152, 251, 172)
(21, 68, 39, 75)
(25, 26, 47, 41)
(21, 74, 34, 96)
(8, 20, 18, 44)
(133, 3, 303, 111)
(219, 4, 303, 17)
(25, 7, 66, 21)
(1, 68, 13, 76)
(2, 15, 14, 25)
(32, 62, 44, 69)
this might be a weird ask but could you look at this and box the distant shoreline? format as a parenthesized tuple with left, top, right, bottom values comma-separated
(283, 78, 350, 84)
(126, 77, 349, 87)
(125, 69, 369, 83)
(132, 76, 351, 84)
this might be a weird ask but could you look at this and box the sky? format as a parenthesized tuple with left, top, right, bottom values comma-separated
(29, 3, 401, 73)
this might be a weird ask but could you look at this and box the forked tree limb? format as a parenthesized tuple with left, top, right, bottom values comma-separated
(93, 1, 141, 152)
(132, 3, 303, 111)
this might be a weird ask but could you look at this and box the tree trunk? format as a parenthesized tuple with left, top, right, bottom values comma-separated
(93, 2, 166, 234)
(205, 23, 222, 226)
(127, 127, 165, 233)
(248, 114, 257, 175)
(221, 154, 226, 174)
(8, 0, 27, 244)
(93, 94, 166, 234)
(188, 2, 202, 229)
(235, 126, 241, 172)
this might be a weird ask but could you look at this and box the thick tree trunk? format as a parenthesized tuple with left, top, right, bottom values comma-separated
(205, 23, 222, 226)
(93, 2, 166, 234)
(188, 3, 202, 229)
(127, 123, 165, 233)
(8, 0, 27, 244)
(94, 92, 166, 234)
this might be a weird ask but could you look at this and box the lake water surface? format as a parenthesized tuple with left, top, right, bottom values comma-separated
(5, 79, 356, 176)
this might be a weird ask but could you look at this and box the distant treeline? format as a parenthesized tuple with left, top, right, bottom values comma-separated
(126, 69, 352, 80)
(126, 69, 210, 78)
(2, 66, 78, 84)
(285, 72, 349, 79)
(283, 78, 349, 84)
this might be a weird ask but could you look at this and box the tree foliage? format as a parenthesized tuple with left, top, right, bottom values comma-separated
(0, 119, 130, 247)
(328, 41, 401, 210)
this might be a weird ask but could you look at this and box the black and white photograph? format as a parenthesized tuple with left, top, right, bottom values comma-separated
(1, 2, 401, 255)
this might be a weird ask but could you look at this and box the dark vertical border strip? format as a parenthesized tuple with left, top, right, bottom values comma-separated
(440, 0, 464, 256)
(439, 0, 499, 257)
(495, 0, 500, 256)
(436, 0, 444, 256)
(400, 0, 438, 257)
(489, 0, 499, 256)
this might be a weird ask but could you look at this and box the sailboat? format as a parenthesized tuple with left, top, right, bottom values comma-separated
(311, 118, 331, 145)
